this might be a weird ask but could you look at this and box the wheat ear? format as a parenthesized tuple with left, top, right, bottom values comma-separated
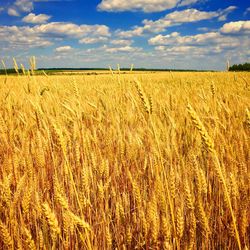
(187, 104, 242, 250)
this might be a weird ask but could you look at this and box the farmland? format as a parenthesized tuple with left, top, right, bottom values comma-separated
(0, 71, 249, 249)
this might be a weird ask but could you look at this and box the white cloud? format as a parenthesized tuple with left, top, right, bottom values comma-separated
(116, 27, 144, 38)
(98, 0, 202, 12)
(35, 22, 110, 38)
(14, 0, 34, 12)
(149, 32, 242, 49)
(8, 8, 20, 16)
(7, 0, 34, 16)
(111, 39, 133, 46)
(98, 0, 178, 12)
(7, 0, 61, 16)
(148, 28, 250, 60)
(105, 46, 142, 53)
(148, 32, 180, 45)
(0, 8, 4, 13)
(117, 7, 236, 37)
(178, 0, 200, 7)
(217, 6, 237, 21)
(22, 13, 51, 24)
(83, 44, 142, 54)
(55, 46, 73, 52)
(220, 21, 250, 35)
(152, 44, 233, 59)
(79, 37, 108, 44)
(165, 7, 236, 23)
(155, 45, 197, 54)
(0, 25, 53, 49)
(0, 22, 110, 51)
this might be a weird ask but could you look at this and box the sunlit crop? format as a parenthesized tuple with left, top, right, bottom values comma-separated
(0, 70, 249, 249)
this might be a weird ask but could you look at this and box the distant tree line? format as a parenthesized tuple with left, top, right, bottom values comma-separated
(229, 63, 250, 71)
(0, 69, 18, 75)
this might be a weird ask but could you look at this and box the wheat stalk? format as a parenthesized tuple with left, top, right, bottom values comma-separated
(187, 104, 242, 250)
(134, 79, 152, 114)
(13, 58, 19, 75)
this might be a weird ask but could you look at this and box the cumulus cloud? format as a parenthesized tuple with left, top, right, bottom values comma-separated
(111, 39, 133, 46)
(148, 27, 250, 59)
(8, 8, 20, 16)
(148, 32, 180, 45)
(178, 0, 200, 7)
(0, 22, 110, 51)
(98, 0, 202, 12)
(0, 25, 53, 49)
(166, 6, 236, 23)
(7, 0, 65, 17)
(116, 27, 144, 38)
(152, 44, 233, 60)
(82, 44, 142, 54)
(105, 46, 142, 53)
(35, 22, 110, 38)
(220, 21, 250, 35)
(98, 0, 179, 12)
(55, 46, 73, 52)
(7, 0, 34, 16)
(22, 13, 51, 24)
(117, 7, 236, 37)
(79, 37, 108, 44)
(155, 45, 200, 54)
(149, 32, 242, 49)
(15, 0, 34, 12)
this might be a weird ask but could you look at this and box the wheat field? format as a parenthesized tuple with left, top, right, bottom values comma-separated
(0, 71, 249, 249)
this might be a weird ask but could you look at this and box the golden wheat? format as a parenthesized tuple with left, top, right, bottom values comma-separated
(0, 69, 249, 249)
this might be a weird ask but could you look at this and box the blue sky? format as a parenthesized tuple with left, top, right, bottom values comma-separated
(0, 0, 249, 70)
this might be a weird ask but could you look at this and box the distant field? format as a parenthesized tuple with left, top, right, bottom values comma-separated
(41, 70, 159, 75)
(0, 72, 249, 249)
(0, 69, 161, 76)
(0, 68, 215, 76)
